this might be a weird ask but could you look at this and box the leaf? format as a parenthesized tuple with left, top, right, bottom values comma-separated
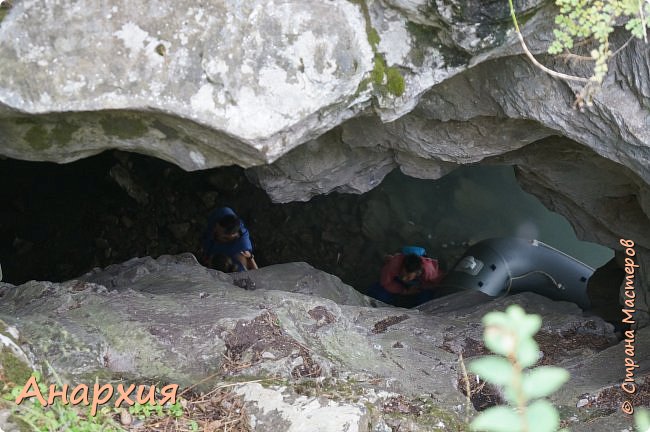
(502, 385, 518, 406)
(526, 399, 560, 432)
(522, 367, 570, 399)
(470, 406, 522, 432)
(636, 408, 650, 432)
(484, 326, 516, 357)
(469, 356, 514, 386)
(516, 314, 542, 339)
(483, 310, 510, 328)
(505, 304, 526, 322)
(515, 337, 539, 368)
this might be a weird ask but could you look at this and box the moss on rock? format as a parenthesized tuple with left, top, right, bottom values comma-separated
(0, 0, 11, 25)
(371, 54, 386, 85)
(0, 346, 32, 386)
(24, 125, 51, 150)
(21, 119, 80, 150)
(51, 121, 80, 145)
(386, 67, 405, 97)
(350, 0, 406, 98)
(100, 115, 148, 139)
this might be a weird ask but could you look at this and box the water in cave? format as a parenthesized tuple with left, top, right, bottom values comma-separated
(368, 164, 614, 269)
(0, 151, 612, 294)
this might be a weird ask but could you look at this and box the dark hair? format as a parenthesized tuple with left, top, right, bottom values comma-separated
(218, 214, 240, 235)
(403, 254, 423, 273)
(211, 253, 238, 273)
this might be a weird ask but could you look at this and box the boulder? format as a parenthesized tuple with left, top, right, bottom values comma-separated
(0, 0, 648, 315)
(0, 254, 641, 431)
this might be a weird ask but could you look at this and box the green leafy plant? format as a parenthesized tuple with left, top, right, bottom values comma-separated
(637, 408, 650, 432)
(168, 400, 184, 418)
(128, 400, 156, 420)
(2, 371, 122, 432)
(468, 305, 569, 432)
(549, 0, 650, 84)
(2, 373, 189, 431)
(127, 399, 184, 421)
(508, 0, 650, 106)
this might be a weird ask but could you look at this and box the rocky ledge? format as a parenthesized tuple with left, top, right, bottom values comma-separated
(0, 254, 647, 431)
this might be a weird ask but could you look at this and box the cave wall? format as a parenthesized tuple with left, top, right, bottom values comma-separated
(0, 1, 649, 321)
(0, 0, 549, 167)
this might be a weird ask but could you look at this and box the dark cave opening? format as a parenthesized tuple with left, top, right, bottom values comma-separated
(0, 150, 378, 288)
(0, 150, 613, 300)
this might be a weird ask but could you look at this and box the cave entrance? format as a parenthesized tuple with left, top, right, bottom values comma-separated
(354, 164, 613, 286)
(0, 151, 612, 299)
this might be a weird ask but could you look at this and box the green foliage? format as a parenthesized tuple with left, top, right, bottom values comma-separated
(548, 0, 650, 86)
(509, 0, 650, 106)
(128, 400, 158, 420)
(386, 67, 406, 96)
(368, 27, 380, 49)
(3, 372, 123, 432)
(371, 54, 386, 85)
(1, 370, 188, 431)
(168, 400, 184, 418)
(0, 346, 33, 386)
(636, 408, 650, 432)
(128, 399, 184, 421)
(469, 305, 569, 432)
(352, 0, 406, 97)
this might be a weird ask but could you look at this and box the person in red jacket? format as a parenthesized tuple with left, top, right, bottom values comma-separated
(368, 252, 445, 307)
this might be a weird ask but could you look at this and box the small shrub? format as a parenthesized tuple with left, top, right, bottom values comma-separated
(468, 305, 569, 432)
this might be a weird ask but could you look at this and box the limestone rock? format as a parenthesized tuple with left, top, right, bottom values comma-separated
(0, 316, 37, 432)
(0, 0, 648, 304)
(0, 318, 36, 386)
(492, 137, 650, 325)
(0, 254, 638, 431)
(0, 0, 558, 170)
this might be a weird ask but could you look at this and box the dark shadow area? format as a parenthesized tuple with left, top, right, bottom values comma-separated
(0, 150, 612, 296)
(0, 150, 376, 287)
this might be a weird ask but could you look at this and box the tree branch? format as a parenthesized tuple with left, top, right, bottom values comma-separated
(508, 0, 590, 83)
(610, 35, 636, 58)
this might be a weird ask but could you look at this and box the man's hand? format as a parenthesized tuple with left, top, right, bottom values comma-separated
(240, 251, 258, 270)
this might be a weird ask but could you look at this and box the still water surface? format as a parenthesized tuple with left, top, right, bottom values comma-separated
(365, 164, 613, 270)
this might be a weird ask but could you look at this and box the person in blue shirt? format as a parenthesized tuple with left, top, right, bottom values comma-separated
(198, 207, 258, 272)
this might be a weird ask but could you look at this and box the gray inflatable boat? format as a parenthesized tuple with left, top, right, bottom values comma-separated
(436, 237, 594, 309)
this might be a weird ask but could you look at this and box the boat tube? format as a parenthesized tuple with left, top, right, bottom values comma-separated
(436, 237, 594, 310)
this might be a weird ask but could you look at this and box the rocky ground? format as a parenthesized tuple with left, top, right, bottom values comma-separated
(0, 150, 470, 292)
(0, 256, 645, 432)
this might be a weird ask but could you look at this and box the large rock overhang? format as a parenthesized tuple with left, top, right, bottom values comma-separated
(0, 1, 648, 320)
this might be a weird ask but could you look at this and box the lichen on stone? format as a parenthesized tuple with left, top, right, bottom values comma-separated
(0, 0, 11, 25)
(0, 346, 32, 386)
(19, 118, 80, 150)
(100, 115, 149, 140)
(24, 125, 51, 150)
(371, 54, 386, 85)
(385, 66, 405, 96)
(51, 121, 80, 145)
(350, 0, 406, 98)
